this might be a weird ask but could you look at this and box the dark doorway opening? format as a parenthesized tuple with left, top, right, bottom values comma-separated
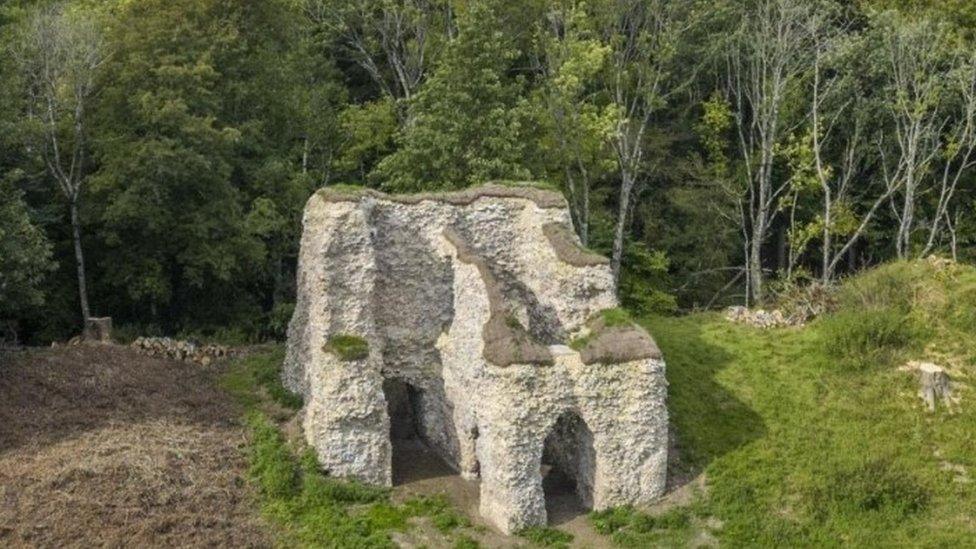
(383, 377, 453, 485)
(541, 411, 596, 525)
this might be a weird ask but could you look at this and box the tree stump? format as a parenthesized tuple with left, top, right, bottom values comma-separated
(84, 317, 113, 343)
(918, 362, 951, 411)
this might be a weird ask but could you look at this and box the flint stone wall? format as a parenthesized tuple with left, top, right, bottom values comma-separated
(283, 183, 669, 533)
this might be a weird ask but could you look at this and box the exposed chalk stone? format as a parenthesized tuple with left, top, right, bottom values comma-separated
(284, 183, 669, 533)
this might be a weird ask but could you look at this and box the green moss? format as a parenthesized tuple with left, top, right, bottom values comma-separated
(489, 179, 560, 192)
(598, 307, 634, 327)
(325, 334, 369, 361)
(569, 308, 635, 351)
(321, 183, 368, 195)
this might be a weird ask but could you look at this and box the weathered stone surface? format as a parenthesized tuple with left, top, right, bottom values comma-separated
(284, 183, 669, 533)
(84, 317, 113, 343)
(917, 362, 952, 411)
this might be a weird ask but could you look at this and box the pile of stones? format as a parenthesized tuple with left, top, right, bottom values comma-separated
(130, 336, 230, 366)
(725, 306, 800, 329)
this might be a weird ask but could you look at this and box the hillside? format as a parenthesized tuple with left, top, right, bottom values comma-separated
(634, 259, 976, 546)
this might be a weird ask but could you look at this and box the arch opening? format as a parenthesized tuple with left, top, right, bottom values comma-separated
(382, 377, 456, 485)
(541, 411, 596, 525)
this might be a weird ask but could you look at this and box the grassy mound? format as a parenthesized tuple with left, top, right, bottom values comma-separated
(620, 259, 976, 546)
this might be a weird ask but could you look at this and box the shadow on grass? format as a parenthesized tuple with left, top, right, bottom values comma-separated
(641, 315, 766, 486)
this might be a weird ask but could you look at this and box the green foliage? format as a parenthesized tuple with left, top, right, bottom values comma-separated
(325, 334, 369, 361)
(0, 179, 53, 318)
(516, 526, 573, 548)
(267, 302, 295, 340)
(372, 1, 532, 191)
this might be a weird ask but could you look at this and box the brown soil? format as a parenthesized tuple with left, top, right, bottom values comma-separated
(0, 345, 269, 548)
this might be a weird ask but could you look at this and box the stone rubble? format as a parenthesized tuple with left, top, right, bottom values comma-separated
(130, 336, 230, 366)
(725, 306, 800, 328)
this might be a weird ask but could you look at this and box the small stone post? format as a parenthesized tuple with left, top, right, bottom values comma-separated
(84, 317, 113, 343)
(918, 362, 951, 411)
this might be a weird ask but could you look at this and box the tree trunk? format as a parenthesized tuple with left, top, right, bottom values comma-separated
(70, 199, 91, 322)
(749, 205, 766, 304)
(610, 173, 634, 285)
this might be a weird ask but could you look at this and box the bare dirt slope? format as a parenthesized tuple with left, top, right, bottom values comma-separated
(0, 345, 269, 548)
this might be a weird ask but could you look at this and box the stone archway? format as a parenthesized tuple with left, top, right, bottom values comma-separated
(541, 411, 596, 525)
(382, 377, 458, 485)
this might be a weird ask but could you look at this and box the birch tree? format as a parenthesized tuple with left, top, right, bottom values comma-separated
(599, 0, 691, 283)
(12, 3, 107, 324)
(724, 0, 815, 302)
(304, 0, 448, 117)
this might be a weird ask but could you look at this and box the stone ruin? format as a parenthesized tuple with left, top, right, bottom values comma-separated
(283, 183, 669, 533)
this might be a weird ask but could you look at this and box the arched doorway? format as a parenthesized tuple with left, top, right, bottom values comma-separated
(383, 377, 457, 485)
(541, 411, 595, 525)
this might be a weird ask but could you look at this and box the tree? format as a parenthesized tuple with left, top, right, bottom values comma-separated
(304, 0, 449, 119)
(532, 1, 615, 245)
(722, 0, 816, 303)
(0, 179, 54, 322)
(372, 0, 531, 191)
(597, 0, 693, 284)
(91, 0, 263, 325)
(11, 2, 106, 324)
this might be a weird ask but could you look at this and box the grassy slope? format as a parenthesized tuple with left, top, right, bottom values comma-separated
(640, 260, 976, 546)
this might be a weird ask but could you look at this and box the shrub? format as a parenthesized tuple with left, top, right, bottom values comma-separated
(267, 302, 295, 340)
(819, 309, 924, 370)
(325, 334, 369, 361)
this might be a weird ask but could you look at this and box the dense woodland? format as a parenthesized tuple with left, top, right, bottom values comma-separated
(1, 0, 974, 343)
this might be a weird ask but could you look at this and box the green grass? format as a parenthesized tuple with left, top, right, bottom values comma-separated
(219, 346, 302, 411)
(621, 260, 976, 546)
(325, 334, 369, 361)
(222, 346, 481, 548)
(517, 525, 574, 547)
(590, 506, 698, 547)
(569, 307, 635, 350)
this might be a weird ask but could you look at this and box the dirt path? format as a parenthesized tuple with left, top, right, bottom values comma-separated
(389, 439, 609, 548)
(0, 345, 269, 548)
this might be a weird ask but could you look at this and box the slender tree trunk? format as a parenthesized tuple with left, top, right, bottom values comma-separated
(821, 187, 831, 282)
(70, 198, 91, 321)
(611, 172, 634, 284)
